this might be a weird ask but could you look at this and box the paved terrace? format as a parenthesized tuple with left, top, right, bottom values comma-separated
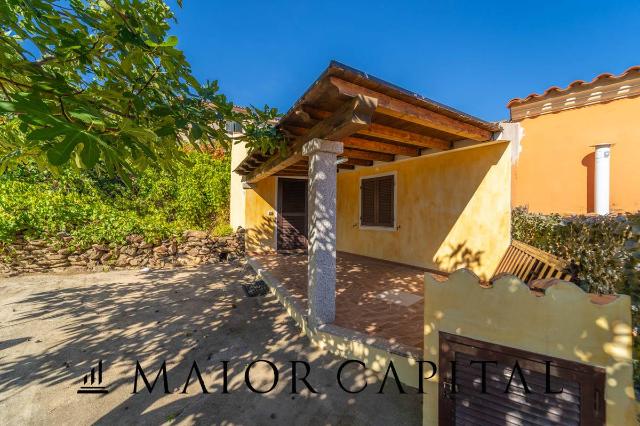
(250, 252, 447, 349)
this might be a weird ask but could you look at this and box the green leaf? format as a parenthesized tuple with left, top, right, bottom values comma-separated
(27, 126, 67, 141)
(160, 36, 178, 47)
(190, 123, 202, 139)
(0, 101, 16, 112)
(68, 111, 104, 125)
(121, 126, 158, 143)
(154, 126, 174, 137)
(150, 105, 172, 117)
(80, 140, 99, 168)
(46, 131, 81, 165)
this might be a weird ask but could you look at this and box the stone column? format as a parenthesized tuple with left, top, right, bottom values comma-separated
(302, 138, 343, 325)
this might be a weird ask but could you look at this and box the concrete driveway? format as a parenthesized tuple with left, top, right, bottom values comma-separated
(0, 262, 421, 425)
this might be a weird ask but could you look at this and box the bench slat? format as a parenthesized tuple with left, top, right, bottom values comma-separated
(491, 239, 572, 284)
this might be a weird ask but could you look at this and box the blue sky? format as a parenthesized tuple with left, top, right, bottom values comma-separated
(170, 1, 640, 122)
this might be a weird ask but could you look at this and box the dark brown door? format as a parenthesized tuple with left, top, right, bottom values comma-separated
(277, 178, 308, 251)
(439, 333, 605, 426)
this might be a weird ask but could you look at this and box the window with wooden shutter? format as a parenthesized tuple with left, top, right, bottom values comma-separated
(360, 174, 395, 228)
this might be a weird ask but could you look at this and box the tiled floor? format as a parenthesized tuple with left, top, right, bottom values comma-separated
(250, 251, 447, 350)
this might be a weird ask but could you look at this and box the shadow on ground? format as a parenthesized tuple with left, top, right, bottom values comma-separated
(0, 262, 421, 425)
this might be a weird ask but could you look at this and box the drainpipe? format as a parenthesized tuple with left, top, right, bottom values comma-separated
(594, 144, 611, 215)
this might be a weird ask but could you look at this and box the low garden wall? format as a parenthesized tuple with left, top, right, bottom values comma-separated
(0, 229, 245, 276)
(423, 270, 635, 425)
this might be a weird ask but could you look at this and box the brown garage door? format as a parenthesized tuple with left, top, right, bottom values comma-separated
(438, 333, 605, 426)
(277, 178, 308, 251)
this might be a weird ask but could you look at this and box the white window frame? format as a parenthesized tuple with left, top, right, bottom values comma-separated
(358, 171, 398, 231)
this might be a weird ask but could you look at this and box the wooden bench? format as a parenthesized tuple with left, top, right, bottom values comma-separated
(491, 239, 572, 284)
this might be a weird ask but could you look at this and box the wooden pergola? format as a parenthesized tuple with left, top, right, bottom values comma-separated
(235, 61, 501, 183)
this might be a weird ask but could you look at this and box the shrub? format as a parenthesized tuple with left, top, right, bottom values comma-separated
(0, 152, 231, 247)
(512, 206, 640, 393)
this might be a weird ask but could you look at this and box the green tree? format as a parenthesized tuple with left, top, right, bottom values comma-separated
(0, 0, 282, 181)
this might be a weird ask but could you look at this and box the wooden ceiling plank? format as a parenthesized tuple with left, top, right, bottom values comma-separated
(329, 76, 494, 141)
(341, 136, 420, 157)
(245, 95, 378, 183)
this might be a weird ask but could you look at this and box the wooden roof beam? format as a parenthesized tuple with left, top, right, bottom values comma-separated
(358, 123, 451, 150)
(340, 148, 394, 162)
(338, 164, 355, 170)
(290, 110, 450, 150)
(244, 95, 378, 183)
(329, 76, 494, 141)
(344, 158, 373, 167)
(341, 136, 420, 157)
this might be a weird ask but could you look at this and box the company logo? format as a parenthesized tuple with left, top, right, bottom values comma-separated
(76, 358, 565, 396)
(77, 360, 108, 394)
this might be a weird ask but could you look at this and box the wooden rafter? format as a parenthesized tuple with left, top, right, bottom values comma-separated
(341, 136, 419, 157)
(344, 158, 373, 167)
(340, 148, 394, 162)
(358, 123, 451, 150)
(244, 95, 378, 183)
(329, 76, 494, 141)
(301, 105, 332, 120)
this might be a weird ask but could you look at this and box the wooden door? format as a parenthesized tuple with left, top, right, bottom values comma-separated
(438, 333, 605, 426)
(277, 178, 308, 251)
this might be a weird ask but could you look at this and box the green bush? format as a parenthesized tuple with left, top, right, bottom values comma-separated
(0, 152, 231, 247)
(512, 206, 640, 393)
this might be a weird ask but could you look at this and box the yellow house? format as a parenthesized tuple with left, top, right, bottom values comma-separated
(231, 62, 635, 425)
(232, 61, 512, 283)
(508, 65, 640, 214)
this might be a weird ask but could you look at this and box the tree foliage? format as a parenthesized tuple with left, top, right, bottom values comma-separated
(512, 207, 640, 391)
(0, 152, 232, 246)
(0, 0, 283, 180)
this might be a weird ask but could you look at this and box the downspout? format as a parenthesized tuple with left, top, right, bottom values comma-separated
(594, 144, 611, 215)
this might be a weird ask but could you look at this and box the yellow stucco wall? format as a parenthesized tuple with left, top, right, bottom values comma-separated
(241, 142, 511, 279)
(513, 96, 640, 214)
(336, 142, 512, 280)
(230, 141, 248, 230)
(422, 271, 635, 425)
(244, 176, 277, 253)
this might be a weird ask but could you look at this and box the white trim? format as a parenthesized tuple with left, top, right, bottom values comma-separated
(274, 176, 309, 251)
(358, 171, 398, 231)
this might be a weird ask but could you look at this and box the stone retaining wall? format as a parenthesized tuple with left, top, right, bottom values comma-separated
(0, 229, 245, 276)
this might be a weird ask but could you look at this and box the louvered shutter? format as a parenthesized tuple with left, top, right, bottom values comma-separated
(360, 175, 395, 228)
(361, 178, 376, 226)
(377, 175, 394, 227)
(439, 333, 606, 426)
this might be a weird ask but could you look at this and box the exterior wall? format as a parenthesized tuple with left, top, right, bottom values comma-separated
(230, 141, 248, 229)
(244, 176, 277, 253)
(422, 270, 635, 425)
(336, 142, 512, 280)
(512, 95, 640, 214)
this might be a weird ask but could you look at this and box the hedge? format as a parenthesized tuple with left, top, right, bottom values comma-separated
(0, 152, 232, 247)
(512, 206, 640, 392)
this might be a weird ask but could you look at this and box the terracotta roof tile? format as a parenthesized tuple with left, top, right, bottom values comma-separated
(507, 65, 640, 108)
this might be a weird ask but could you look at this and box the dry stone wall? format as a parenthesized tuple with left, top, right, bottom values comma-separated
(0, 229, 246, 276)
